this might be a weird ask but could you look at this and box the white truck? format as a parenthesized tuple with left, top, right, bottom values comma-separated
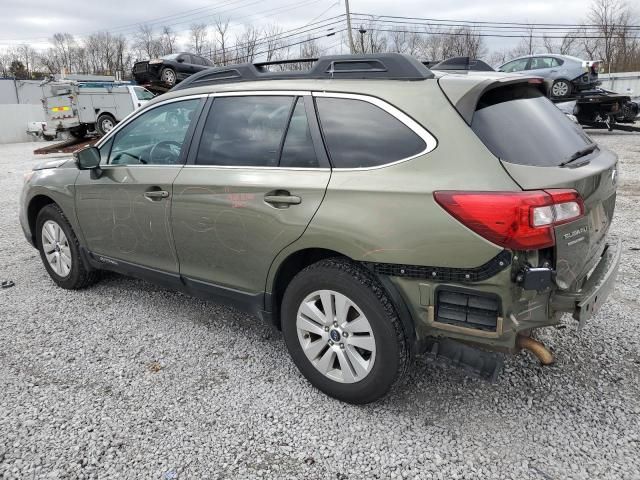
(41, 81, 154, 139)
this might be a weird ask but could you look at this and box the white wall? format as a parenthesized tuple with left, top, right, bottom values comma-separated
(599, 72, 640, 96)
(0, 104, 45, 144)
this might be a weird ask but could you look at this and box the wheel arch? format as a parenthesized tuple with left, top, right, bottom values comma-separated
(266, 247, 417, 352)
(27, 194, 57, 245)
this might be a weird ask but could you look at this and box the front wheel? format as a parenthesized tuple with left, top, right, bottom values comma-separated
(550, 79, 572, 98)
(36, 204, 100, 290)
(160, 67, 177, 86)
(281, 258, 409, 404)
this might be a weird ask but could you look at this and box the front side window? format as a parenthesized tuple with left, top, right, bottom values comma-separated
(315, 97, 426, 168)
(196, 96, 294, 167)
(109, 99, 200, 166)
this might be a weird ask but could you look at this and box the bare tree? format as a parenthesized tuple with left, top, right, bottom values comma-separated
(134, 24, 161, 59)
(214, 18, 231, 65)
(17, 44, 37, 78)
(234, 25, 260, 63)
(263, 24, 284, 62)
(160, 26, 177, 55)
(51, 33, 76, 73)
(189, 23, 209, 55)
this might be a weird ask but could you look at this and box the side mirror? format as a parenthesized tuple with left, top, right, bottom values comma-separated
(75, 146, 100, 169)
(74, 146, 102, 178)
(177, 58, 185, 63)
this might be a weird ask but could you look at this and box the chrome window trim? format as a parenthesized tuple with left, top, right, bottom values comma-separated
(312, 91, 438, 171)
(208, 90, 311, 97)
(181, 165, 330, 172)
(96, 90, 437, 172)
(94, 93, 209, 149)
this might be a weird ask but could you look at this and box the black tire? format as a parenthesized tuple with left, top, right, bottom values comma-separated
(36, 204, 100, 290)
(550, 79, 572, 98)
(95, 114, 116, 136)
(281, 258, 409, 404)
(69, 125, 87, 139)
(160, 67, 177, 87)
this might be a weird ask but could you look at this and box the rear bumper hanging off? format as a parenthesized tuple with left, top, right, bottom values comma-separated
(551, 238, 621, 327)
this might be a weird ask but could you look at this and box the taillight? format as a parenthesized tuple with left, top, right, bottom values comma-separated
(434, 190, 584, 250)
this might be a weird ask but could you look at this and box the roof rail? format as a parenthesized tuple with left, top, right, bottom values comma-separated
(172, 53, 434, 91)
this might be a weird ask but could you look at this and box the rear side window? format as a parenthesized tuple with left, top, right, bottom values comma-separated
(315, 97, 426, 168)
(471, 85, 593, 167)
(280, 98, 318, 168)
(196, 96, 293, 167)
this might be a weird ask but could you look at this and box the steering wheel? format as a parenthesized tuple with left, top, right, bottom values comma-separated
(149, 141, 182, 164)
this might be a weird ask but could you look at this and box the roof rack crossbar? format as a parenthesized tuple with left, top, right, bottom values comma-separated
(172, 53, 434, 90)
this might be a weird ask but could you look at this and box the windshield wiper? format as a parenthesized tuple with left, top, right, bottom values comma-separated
(559, 143, 597, 167)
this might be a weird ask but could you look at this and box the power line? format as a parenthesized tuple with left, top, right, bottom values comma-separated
(362, 26, 639, 40)
(349, 14, 640, 33)
(352, 12, 640, 29)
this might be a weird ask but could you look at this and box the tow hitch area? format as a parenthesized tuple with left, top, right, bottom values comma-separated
(423, 338, 504, 382)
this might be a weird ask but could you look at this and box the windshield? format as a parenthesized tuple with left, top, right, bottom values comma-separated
(134, 87, 155, 100)
(162, 54, 180, 60)
(471, 84, 594, 167)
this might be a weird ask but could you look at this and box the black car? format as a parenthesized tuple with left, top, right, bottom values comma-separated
(132, 52, 214, 87)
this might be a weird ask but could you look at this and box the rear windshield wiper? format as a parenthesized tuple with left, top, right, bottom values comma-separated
(559, 143, 598, 167)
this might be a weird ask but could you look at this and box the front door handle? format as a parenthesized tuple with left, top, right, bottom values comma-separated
(144, 190, 169, 200)
(264, 191, 301, 207)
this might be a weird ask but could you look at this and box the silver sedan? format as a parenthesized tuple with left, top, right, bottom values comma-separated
(498, 54, 601, 98)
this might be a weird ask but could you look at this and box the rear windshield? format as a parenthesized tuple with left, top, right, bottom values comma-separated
(471, 85, 593, 166)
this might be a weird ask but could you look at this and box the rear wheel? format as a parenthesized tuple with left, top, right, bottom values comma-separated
(281, 258, 409, 404)
(550, 79, 572, 98)
(96, 114, 116, 136)
(36, 204, 100, 290)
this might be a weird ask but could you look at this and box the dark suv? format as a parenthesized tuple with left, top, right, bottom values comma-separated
(20, 54, 620, 404)
(133, 52, 214, 87)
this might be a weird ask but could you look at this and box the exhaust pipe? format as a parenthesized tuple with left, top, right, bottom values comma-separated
(517, 335, 554, 365)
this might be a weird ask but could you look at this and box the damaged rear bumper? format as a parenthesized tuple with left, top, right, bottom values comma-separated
(551, 238, 621, 327)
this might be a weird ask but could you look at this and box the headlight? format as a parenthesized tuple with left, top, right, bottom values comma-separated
(148, 59, 163, 65)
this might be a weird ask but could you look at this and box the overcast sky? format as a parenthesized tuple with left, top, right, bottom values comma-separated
(0, 0, 595, 52)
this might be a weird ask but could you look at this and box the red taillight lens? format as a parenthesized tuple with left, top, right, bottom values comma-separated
(434, 190, 584, 250)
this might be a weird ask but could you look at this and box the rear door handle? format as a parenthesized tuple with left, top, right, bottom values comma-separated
(144, 190, 169, 200)
(264, 191, 301, 207)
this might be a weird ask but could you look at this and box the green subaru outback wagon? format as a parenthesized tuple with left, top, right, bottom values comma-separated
(20, 54, 620, 403)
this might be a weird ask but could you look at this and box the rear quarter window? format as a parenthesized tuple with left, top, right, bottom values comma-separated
(471, 85, 593, 167)
(315, 97, 427, 169)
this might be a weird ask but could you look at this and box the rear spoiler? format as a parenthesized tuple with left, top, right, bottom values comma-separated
(439, 75, 546, 125)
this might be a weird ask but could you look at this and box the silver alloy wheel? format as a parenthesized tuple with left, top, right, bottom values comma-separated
(41, 220, 72, 277)
(161, 68, 176, 85)
(296, 289, 376, 383)
(101, 117, 114, 132)
(552, 81, 570, 97)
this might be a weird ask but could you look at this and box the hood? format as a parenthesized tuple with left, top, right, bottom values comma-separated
(33, 157, 73, 171)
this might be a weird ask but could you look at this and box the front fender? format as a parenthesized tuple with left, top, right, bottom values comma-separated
(22, 168, 83, 246)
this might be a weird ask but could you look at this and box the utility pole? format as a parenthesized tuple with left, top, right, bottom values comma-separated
(344, 0, 355, 54)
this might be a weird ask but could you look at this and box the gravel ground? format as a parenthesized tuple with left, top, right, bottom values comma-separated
(1, 133, 639, 480)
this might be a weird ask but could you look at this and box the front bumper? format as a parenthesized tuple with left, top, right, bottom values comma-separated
(551, 238, 621, 327)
